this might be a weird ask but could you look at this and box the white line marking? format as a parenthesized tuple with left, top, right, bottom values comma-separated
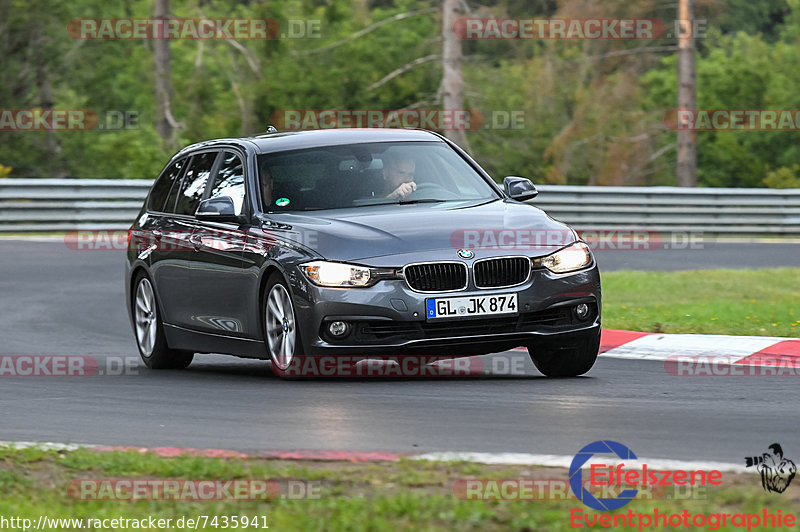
(0, 235, 64, 241)
(0, 441, 755, 474)
(411, 451, 749, 473)
(0, 440, 90, 451)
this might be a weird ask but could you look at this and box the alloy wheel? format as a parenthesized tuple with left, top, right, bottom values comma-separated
(265, 283, 296, 370)
(134, 278, 157, 357)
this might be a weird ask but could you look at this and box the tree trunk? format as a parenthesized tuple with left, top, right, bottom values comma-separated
(677, 0, 697, 187)
(37, 64, 68, 178)
(442, 0, 469, 150)
(225, 49, 259, 136)
(154, 0, 177, 150)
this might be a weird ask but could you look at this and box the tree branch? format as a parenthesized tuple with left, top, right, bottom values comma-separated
(224, 38, 262, 80)
(567, 45, 679, 62)
(194, 39, 204, 71)
(646, 142, 676, 165)
(194, 5, 262, 79)
(368, 54, 441, 92)
(293, 7, 438, 56)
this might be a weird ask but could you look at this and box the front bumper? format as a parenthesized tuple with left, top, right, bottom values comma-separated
(292, 264, 601, 357)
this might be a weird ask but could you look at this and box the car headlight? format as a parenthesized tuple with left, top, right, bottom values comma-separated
(533, 242, 593, 274)
(300, 261, 397, 287)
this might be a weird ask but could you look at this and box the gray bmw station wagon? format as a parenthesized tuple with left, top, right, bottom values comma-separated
(126, 128, 601, 377)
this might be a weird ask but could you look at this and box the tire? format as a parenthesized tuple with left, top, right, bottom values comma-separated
(262, 272, 304, 377)
(528, 330, 600, 377)
(131, 272, 194, 369)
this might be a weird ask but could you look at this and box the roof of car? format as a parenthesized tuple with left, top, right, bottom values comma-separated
(175, 128, 445, 158)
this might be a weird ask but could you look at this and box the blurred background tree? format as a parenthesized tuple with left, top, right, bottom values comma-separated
(0, 0, 798, 188)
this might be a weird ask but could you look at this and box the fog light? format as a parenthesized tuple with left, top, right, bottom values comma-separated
(576, 303, 590, 320)
(329, 321, 349, 336)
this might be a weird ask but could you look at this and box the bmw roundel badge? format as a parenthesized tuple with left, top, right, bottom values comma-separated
(457, 249, 474, 259)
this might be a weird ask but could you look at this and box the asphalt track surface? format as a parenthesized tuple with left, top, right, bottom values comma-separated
(0, 239, 798, 463)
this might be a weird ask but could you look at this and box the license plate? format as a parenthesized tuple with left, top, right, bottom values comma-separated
(426, 294, 518, 320)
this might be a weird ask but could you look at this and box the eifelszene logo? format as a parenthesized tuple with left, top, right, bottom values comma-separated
(569, 440, 723, 512)
(745, 443, 797, 494)
(570, 441, 639, 511)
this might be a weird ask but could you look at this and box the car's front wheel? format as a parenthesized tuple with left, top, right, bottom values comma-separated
(263, 273, 304, 377)
(527, 330, 600, 377)
(132, 272, 194, 369)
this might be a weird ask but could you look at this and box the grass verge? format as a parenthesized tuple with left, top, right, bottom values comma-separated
(601, 268, 800, 337)
(0, 448, 797, 531)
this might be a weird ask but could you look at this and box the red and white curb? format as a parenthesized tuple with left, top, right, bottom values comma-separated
(598, 329, 800, 366)
(0, 441, 747, 472)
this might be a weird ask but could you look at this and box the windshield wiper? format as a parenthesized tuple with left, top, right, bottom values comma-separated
(396, 198, 448, 205)
(347, 198, 450, 208)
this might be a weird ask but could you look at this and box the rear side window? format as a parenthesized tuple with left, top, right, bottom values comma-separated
(148, 158, 186, 212)
(174, 152, 218, 216)
(163, 166, 182, 213)
(208, 151, 246, 215)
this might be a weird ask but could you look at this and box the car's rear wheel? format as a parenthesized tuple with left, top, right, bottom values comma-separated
(527, 330, 600, 377)
(263, 273, 304, 377)
(132, 272, 194, 369)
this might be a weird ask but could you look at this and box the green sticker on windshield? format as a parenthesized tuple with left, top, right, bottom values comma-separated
(275, 197, 290, 207)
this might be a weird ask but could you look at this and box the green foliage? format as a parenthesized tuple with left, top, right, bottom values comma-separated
(641, 26, 800, 187)
(718, 0, 791, 41)
(603, 268, 800, 337)
(2, 0, 800, 185)
(763, 165, 800, 188)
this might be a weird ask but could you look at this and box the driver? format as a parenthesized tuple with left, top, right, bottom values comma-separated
(382, 154, 416, 200)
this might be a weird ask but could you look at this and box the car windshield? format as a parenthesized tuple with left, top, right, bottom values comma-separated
(257, 141, 499, 212)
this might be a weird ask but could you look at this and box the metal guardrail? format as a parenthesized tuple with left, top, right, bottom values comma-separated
(0, 179, 152, 232)
(1, 179, 800, 234)
(535, 185, 800, 235)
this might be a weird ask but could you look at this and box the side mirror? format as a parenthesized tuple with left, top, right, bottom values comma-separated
(195, 196, 243, 224)
(503, 176, 538, 202)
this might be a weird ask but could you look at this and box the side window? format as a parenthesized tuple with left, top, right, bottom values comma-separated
(174, 151, 218, 216)
(209, 151, 245, 215)
(163, 158, 186, 214)
(148, 158, 186, 212)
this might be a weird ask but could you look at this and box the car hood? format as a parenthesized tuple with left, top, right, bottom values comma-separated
(259, 199, 577, 263)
